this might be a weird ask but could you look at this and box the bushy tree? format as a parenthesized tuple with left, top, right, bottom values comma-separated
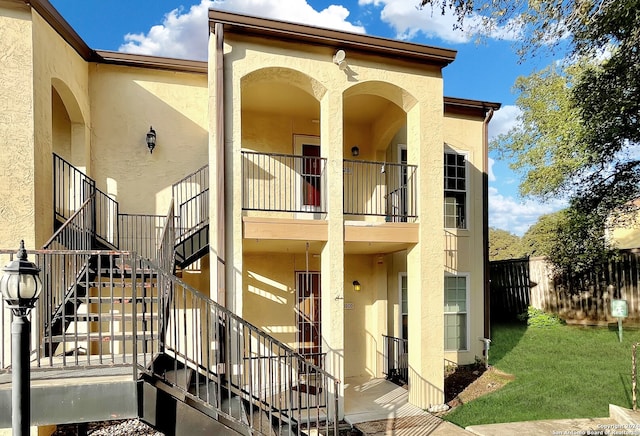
(521, 207, 614, 273)
(418, 0, 640, 271)
(489, 227, 524, 260)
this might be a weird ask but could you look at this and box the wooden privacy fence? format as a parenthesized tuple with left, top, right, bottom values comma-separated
(490, 251, 640, 324)
(490, 257, 531, 321)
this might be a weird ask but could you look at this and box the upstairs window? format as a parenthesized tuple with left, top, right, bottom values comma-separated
(444, 151, 467, 229)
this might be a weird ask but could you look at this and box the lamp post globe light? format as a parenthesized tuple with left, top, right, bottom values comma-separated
(0, 240, 42, 436)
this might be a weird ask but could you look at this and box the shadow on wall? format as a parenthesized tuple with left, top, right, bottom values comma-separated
(407, 365, 446, 409)
(90, 70, 208, 216)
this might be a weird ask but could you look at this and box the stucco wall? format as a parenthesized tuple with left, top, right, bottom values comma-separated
(32, 10, 91, 246)
(89, 64, 208, 215)
(0, 4, 36, 249)
(443, 112, 486, 364)
(243, 253, 321, 348)
(180, 254, 211, 294)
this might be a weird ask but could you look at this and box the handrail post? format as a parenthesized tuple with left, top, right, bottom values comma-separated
(634, 342, 638, 411)
(132, 253, 138, 380)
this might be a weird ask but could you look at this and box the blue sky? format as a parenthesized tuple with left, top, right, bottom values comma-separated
(50, 0, 567, 235)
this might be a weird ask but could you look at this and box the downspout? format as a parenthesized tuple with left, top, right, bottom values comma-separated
(482, 106, 495, 340)
(214, 22, 227, 307)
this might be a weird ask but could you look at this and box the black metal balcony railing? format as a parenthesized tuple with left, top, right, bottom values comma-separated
(241, 152, 417, 220)
(172, 165, 209, 242)
(242, 151, 327, 214)
(54, 154, 119, 247)
(343, 159, 417, 222)
(382, 334, 408, 385)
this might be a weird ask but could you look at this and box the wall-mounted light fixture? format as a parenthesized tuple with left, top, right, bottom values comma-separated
(351, 146, 360, 157)
(353, 280, 361, 292)
(146, 126, 157, 154)
(333, 49, 348, 70)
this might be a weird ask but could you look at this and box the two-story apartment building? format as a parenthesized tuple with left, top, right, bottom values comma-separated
(0, 0, 499, 429)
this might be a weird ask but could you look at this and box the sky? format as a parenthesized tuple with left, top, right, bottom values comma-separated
(49, 0, 567, 236)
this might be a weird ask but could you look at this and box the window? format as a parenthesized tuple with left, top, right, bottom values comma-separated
(444, 151, 467, 229)
(399, 273, 408, 340)
(444, 275, 468, 351)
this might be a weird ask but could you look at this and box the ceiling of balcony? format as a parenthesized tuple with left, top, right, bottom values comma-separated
(242, 83, 398, 125)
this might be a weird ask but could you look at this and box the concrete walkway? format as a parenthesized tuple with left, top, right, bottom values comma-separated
(343, 377, 473, 435)
(342, 377, 640, 436)
(467, 405, 640, 436)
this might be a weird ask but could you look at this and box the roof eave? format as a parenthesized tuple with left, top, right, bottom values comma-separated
(209, 9, 457, 68)
(444, 96, 501, 117)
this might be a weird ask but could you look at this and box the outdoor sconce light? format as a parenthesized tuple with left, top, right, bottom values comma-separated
(333, 49, 348, 70)
(1, 240, 42, 436)
(146, 126, 157, 154)
(351, 146, 360, 157)
(353, 280, 361, 292)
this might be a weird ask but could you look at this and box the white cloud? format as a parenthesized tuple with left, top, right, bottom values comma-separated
(489, 187, 566, 235)
(488, 157, 496, 182)
(359, 0, 522, 44)
(119, 0, 365, 60)
(488, 104, 521, 140)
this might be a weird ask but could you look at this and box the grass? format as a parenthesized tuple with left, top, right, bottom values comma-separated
(444, 321, 640, 427)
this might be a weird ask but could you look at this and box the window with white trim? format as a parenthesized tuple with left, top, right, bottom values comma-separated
(444, 275, 468, 351)
(444, 151, 467, 229)
(399, 273, 408, 340)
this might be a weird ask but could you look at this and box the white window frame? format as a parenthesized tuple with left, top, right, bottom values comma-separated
(444, 273, 470, 352)
(398, 272, 408, 340)
(444, 147, 469, 230)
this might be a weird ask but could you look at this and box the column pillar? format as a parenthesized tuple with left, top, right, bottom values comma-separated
(406, 102, 445, 409)
(320, 90, 345, 418)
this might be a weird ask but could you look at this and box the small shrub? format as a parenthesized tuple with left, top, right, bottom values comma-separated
(519, 306, 566, 328)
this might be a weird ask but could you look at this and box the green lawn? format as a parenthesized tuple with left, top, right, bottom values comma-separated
(444, 321, 640, 427)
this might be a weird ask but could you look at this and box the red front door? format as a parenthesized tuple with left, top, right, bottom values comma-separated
(302, 144, 321, 207)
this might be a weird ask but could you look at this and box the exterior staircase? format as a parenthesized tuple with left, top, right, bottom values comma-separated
(0, 154, 339, 436)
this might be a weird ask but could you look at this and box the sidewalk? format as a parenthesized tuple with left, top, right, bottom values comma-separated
(466, 405, 640, 436)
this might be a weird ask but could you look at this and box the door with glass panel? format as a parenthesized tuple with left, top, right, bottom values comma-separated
(296, 272, 321, 367)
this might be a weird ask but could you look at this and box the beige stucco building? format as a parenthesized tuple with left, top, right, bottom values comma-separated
(0, 0, 499, 419)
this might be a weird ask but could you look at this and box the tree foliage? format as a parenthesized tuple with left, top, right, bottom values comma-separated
(521, 209, 612, 273)
(489, 227, 524, 260)
(418, 0, 640, 271)
(493, 64, 588, 199)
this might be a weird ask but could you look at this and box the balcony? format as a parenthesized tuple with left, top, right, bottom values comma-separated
(241, 151, 417, 221)
(343, 159, 417, 222)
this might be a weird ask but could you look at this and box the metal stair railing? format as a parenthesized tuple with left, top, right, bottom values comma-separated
(172, 165, 209, 244)
(53, 154, 119, 248)
(382, 334, 408, 385)
(143, 258, 340, 436)
(0, 249, 159, 374)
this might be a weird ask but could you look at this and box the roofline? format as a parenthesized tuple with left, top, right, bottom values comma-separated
(209, 9, 457, 68)
(95, 51, 208, 74)
(26, 0, 92, 59)
(23, 0, 207, 73)
(444, 96, 501, 117)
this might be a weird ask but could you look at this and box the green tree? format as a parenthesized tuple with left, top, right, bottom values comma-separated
(521, 208, 613, 273)
(492, 63, 588, 200)
(489, 227, 524, 260)
(418, 0, 640, 271)
(521, 212, 565, 258)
